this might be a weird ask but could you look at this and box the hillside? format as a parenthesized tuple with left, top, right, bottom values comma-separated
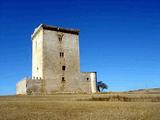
(128, 88, 160, 94)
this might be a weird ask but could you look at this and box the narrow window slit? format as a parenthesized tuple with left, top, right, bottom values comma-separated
(62, 66, 66, 70)
(62, 77, 65, 82)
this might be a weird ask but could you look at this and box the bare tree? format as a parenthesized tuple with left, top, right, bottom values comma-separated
(97, 81, 108, 92)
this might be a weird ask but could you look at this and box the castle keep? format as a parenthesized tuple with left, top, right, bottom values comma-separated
(16, 24, 97, 95)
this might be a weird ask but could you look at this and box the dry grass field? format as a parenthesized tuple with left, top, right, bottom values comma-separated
(0, 93, 160, 120)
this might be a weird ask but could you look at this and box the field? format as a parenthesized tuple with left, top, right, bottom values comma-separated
(0, 92, 160, 120)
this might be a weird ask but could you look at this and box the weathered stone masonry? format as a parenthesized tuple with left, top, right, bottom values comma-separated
(16, 24, 97, 95)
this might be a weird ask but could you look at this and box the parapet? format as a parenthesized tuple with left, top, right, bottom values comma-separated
(31, 24, 80, 39)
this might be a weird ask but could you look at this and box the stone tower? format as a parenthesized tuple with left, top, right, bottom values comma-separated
(16, 24, 97, 95)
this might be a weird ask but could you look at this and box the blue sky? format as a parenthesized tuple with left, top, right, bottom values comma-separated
(0, 0, 160, 95)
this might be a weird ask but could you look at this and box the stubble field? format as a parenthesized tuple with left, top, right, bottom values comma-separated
(0, 93, 160, 120)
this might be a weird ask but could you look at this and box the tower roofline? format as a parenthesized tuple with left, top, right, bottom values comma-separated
(31, 24, 80, 39)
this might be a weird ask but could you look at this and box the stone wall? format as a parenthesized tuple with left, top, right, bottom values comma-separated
(80, 72, 97, 93)
(16, 79, 27, 95)
(16, 78, 44, 95)
(27, 79, 43, 95)
(16, 74, 97, 95)
(32, 28, 43, 79)
(42, 29, 81, 93)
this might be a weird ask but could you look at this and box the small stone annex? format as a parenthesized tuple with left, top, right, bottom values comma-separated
(16, 24, 98, 95)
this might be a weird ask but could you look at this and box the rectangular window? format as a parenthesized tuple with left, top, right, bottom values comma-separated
(62, 66, 66, 70)
(60, 52, 64, 57)
(62, 77, 65, 81)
